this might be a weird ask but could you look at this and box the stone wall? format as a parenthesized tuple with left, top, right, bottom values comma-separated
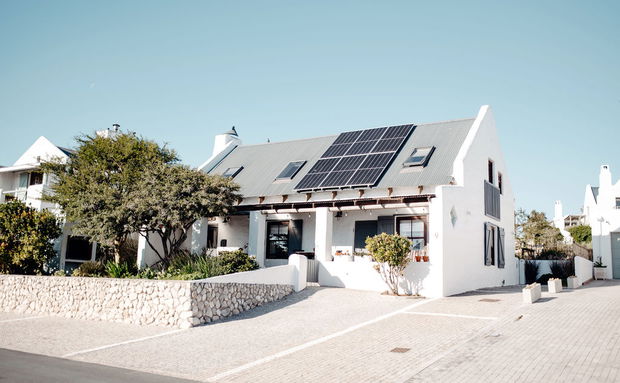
(0, 275, 293, 328)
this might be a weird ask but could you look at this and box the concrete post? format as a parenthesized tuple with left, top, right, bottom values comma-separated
(288, 253, 308, 292)
(248, 211, 267, 267)
(137, 234, 148, 269)
(314, 207, 333, 262)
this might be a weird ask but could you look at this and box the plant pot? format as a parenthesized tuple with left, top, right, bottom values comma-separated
(594, 266, 607, 280)
(567, 276, 580, 289)
(415, 256, 422, 262)
(334, 255, 353, 263)
(422, 255, 429, 262)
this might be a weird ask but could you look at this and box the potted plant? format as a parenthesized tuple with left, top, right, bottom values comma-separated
(593, 257, 607, 280)
(354, 250, 372, 263)
(334, 250, 353, 262)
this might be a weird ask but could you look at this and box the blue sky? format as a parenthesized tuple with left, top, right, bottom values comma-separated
(1, 1, 618, 217)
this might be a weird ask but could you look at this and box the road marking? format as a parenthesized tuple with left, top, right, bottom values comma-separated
(401, 312, 498, 320)
(0, 315, 47, 323)
(206, 297, 438, 382)
(62, 329, 186, 358)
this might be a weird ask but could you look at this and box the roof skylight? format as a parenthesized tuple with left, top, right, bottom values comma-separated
(276, 161, 306, 180)
(403, 147, 435, 167)
(222, 166, 243, 178)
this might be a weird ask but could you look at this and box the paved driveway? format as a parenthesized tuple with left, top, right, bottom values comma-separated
(1, 281, 619, 382)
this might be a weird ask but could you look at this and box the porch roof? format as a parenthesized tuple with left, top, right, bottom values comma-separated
(209, 117, 475, 198)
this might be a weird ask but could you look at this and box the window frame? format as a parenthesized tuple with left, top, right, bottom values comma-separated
(403, 146, 435, 167)
(498, 172, 503, 195)
(222, 166, 243, 178)
(266, 220, 290, 259)
(275, 160, 306, 181)
(396, 215, 428, 251)
(29, 172, 44, 186)
(488, 159, 494, 185)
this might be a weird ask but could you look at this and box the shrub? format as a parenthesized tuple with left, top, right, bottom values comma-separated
(567, 225, 591, 244)
(53, 270, 67, 277)
(218, 249, 259, 274)
(536, 273, 554, 285)
(0, 200, 62, 274)
(524, 260, 540, 284)
(550, 260, 573, 280)
(72, 261, 106, 277)
(365, 233, 412, 295)
(105, 261, 136, 278)
(538, 248, 570, 260)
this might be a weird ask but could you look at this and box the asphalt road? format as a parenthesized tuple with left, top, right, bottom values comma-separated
(0, 348, 199, 383)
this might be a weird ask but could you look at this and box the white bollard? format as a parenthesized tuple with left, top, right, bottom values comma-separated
(548, 278, 562, 294)
(522, 283, 541, 304)
(567, 276, 580, 289)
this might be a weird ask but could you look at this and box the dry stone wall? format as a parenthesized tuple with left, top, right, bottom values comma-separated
(0, 275, 293, 328)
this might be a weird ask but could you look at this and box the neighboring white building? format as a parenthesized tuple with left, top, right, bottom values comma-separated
(552, 200, 586, 244)
(583, 165, 620, 279)
(0, 136, 97, 270)
(174, 105, 518, 297)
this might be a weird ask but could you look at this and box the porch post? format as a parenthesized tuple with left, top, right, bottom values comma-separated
(314, 207, 333, 262)
(248, 211, 267, 267)
(136, 233, 148, 269)
(190, 217, 210, 253)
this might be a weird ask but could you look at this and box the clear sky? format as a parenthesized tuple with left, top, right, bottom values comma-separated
(1, 1, 618, 217)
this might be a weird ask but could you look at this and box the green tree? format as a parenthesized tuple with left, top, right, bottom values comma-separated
(128, 163, 241, 265)
(0, 201, 62, 274)
(42, 132, 177, 263)
(365, 233, 412, 295)
(567, 225, 592, 244)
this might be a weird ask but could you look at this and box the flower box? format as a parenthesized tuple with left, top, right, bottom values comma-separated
(567, 276, 580, 289)
(522, 283, 541, 304)
(548, 278, 562, 294)
(594, 266, 607, 280)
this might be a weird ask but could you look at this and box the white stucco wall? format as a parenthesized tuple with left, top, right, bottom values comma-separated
(574, 256, 593, 284)
(584, 166, 620, 279)
(436, 106, 518, 296)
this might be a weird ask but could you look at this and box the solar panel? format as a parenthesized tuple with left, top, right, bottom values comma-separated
(294, 124, 415, 191)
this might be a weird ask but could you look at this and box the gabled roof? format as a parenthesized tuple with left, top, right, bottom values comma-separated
(209, 118, 475, 198)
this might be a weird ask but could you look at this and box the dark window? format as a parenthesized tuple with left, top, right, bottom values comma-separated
(488, 160, 494, 184)
(276, 161, 306, 180)
(266, 221, 289, 259)
(484, 223, 505, 268)
(65, 236, 93, 261)
(616, 198, 620, 209)
(18, 173, 28, 189)
(354, 220, 378, 250)
(29, 172, 43, 186)
(207, 226, 218, 248)
(396, 216, 427, 250)
(403, 147, 435, 167)
(222, 167, 243, 178)
(498, 172, 503, 195)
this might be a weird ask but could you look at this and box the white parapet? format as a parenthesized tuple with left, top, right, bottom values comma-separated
(567, 276, 580, 289)
(548, 278, 562, 294)
(522, 283, 541, 304)
(288, 253, 308, 292)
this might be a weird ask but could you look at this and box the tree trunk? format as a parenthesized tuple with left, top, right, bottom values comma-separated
(113, 239, 121, 264)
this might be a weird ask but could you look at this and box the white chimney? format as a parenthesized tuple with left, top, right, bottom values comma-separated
(553, 200, 565, 230)
(212, 126, 240, 157)
(598, 165, 615, 209)
(97, 124, 122, 139)
(198, 127, 242, 172)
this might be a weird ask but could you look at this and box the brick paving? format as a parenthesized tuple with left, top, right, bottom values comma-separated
(1, 281, 619, 382)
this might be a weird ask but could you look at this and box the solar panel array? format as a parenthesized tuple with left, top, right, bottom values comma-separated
(294, 124, 415, 191)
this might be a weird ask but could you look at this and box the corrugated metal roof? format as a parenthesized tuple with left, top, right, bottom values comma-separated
(209, 118, 475, 197)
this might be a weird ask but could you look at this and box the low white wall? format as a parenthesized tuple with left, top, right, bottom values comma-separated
(318, 260, 441, 297)
(575, 256, 593, 284)
(202, 254, 308, 292)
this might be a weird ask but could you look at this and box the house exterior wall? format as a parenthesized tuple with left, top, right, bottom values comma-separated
(584, 166, 620, 279)
(435, 106, 518, 296)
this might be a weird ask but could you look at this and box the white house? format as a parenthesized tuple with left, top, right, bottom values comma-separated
(0, 136, 97, 269)
(552, 200, 586, 244)
(583, 165, 620, 279)
(180, 105, 517, 297)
